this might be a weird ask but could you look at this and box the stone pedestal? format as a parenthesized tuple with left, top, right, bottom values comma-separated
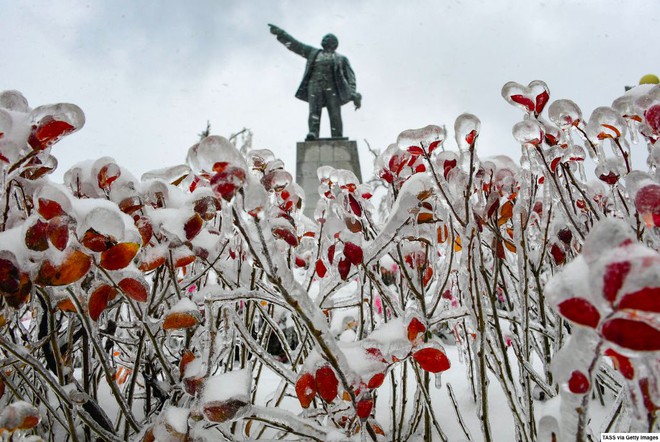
(296, 138, 362, 219)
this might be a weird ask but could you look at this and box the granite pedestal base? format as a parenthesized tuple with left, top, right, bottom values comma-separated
(296, 138, 362, 219)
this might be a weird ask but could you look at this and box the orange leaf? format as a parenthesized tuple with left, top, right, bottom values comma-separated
(162, 311, 199, 330)
(100, 242, 140, 270)
(454, 235, 462, 252)
(56, 298, 78, 313)
(203, 399, 248, 423)
(36, 250, 92, 286)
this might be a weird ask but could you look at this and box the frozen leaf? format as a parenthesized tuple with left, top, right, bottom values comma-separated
(97, 162, 121, 190)
(348, 193, 362, 216)
(549, 99, 583, 128)
(203, 399, 249, 423)
(502, 80, 550, 114)
(295, 372, 317, 408)
(315, 365, 338, 402)
(356, 396, 373, 419)
(25, 218, 49, 251)
(512, 120, 544, 146)
(179, 350, 196, 378)
(38, 198, 66, 220)
(315, 259, 327, 278)
(617, 287, 660, 313)
(36, 250, 92, 286)
(135, 216, 153, 246)
(88, 284, 118, 321)
(0, 401, 41, 431)
(272, 227, 298, 247)
(118, 196, 142, 215)
(343, 242, 363, 266)
(601, 317, 660, 351)
(338, 258, 351, 281)
(567, 370, 590, 394)
(81, 228, 116, 253)
(396, 125, 445, 155)
(603, 348, 635, 380)
(412, 345, 451, 373)
(407, 317, 426, 343)
(118, 276, 149, 302)
(47, 216, 70, 251)
(163, 311, 200, 330)
(100, 242, 140, 270)
(56, 297, 78, 313)
(557, 298, 600, 328)
(184, 213, 204, 241)
(367, 372, 385, 389)
(454, 113, 481, 151)
(635, 184, 660, 227)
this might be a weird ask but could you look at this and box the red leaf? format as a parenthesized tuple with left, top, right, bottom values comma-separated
(294, 256, 306, 268)
(88, 284, 118, 321)
(100, 242, 140, 270)
(343, 242, 363, 266)
(315, 365, 338, 402)
(465, 129, 478, 146)
(272, 227, 298, 247)
(367, 373, 385, 389)
(550, 244, 565, 265)
(617, 287, 660, 313)
(412, 347, 451, 373)
(567, 370, 590, 394)
(348, 193, 362, 217)
(428, 139, 442, 153)
(315, 259, 327, 278)
(443, 159, 457, 179)
(601, 318, 660, 351)
(550, 157, 561, 173)
(338, 258, 351, 280)
(28, 117, 75, 150)
(180, 350, 196, 378)
(557, 297, 600, 328)
(407, 317, 426, 343)
(47, 216, 69, 251)
(535, 90, 550, 114)
(604, 348, 635, 380)
(184, 213, 204, 241)
(119, 196, 143, 215)
(328, 244, 336, 264)
(356, 397, 373, 419)
(295, 373, 317, 408)
(203, 399, 248, 423)
(135, 216, 153, 246)
(25, 219, 49, 251)
(118, 277, 148, 302)
(0, 257, 21, 294)
(510, 94, 535, 112)
(97, 163, 121, 190)
(407, 145, 424, 156)
(38, 198, 65, 220)
(81, 228, 116, 252)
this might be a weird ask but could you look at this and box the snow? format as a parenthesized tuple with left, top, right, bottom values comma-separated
(202, 368, 251, 404)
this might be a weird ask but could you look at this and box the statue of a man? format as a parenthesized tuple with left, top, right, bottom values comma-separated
(269, 24, 361, 141)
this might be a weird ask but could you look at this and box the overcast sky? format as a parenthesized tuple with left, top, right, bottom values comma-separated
(2, 0, 658, 182)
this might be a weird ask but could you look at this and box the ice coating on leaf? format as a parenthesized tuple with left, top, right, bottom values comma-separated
(501, 80, 550, 115)
(186, 135, 247, 173)
(454, 113, 480, 151)
(548, 99, 583, 129)
(0, 400, 40, 431)
(28, 103, 85, 150)
(141, 164, 191, 183)
(581, 218, 634, 265)
(202, 368, 251, 404)
(168, 297, 198, 314)
(585, 106, 627, 144)
(246, 148, 276, 173)
(512, 120, 544, 146)
(0, 90, 30, 113)
(396, 124, 446, 154)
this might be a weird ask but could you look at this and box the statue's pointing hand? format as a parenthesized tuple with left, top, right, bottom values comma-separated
(268, 24, 283, 36)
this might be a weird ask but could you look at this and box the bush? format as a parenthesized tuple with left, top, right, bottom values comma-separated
(0, 82, 658, 441)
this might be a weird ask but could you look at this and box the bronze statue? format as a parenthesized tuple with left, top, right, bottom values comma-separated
(269, 24, 361, 140)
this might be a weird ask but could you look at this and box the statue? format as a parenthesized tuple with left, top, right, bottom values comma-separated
(269, 24, 362, 141)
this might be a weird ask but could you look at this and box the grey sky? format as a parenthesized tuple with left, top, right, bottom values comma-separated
(2, 0, 658, 182)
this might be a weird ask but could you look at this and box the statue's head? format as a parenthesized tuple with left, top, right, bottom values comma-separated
(321, 33, 338, 51)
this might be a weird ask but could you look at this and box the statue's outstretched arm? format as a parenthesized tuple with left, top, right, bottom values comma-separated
(268, 24, 314, 58)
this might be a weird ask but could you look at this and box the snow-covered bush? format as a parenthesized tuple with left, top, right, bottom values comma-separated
(0, 81, 658, 441)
